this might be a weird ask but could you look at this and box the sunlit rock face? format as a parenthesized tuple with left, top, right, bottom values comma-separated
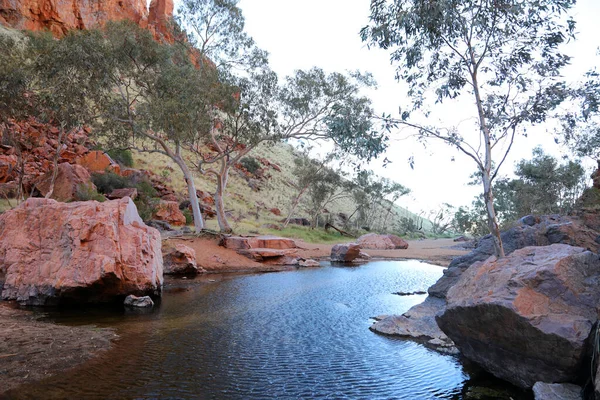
(0, 197, 163, 305)
(0, 0, 173, 40)
(437, 244, 600, 388)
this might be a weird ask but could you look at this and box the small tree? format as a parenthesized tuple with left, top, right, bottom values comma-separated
(361, 0, 576, 257)
(305, 167, 349, 228)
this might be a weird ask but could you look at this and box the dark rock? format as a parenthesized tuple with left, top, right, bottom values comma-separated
(429, 215, 600, 299)
(107, 187, 138, 200)
(124, 295, 154, 308)
(146, 220, 174, 232)
(286, 217, 310, 226)
(453, 235, 470, 242)
(532, 382, 582, 400)
(437, 244, 600, 388)
(393, 291, 427, 296)
(331, 243, 361, 262)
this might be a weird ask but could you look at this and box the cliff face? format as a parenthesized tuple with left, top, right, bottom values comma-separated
(0, 0, 173, 39)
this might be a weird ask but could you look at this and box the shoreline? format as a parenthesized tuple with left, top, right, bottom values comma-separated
(0, 236, 467, 394)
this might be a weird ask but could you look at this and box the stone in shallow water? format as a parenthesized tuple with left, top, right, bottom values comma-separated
(124, 295, 154, 308)
(532, 382, 582, 400)
(370, 296, 457, 354)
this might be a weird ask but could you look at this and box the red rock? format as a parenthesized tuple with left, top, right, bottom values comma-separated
(153, 200, 186, 226)
(357, 233, 409, 250)
(237, 248, 298, 261)
(34, 162, 94, 202)
(0, 197, 163, 305)
(269, 207, 281, 216)
(0, 154, 18, 183)
(0, 0, 174, 41)
(271, 164, 281, 172)
(220, 236, 297, 250)
(196, 189, 215, 205)
(331, 243, 361, 262)
(107, 187, 138, 200)
(76, 150, 120, 174)
(163, 244, 199, 275)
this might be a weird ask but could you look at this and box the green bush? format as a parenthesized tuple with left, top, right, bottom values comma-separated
(182, 208, 193, 225)
(91, 171, 128, 194)
(106, 149, 134, 167)
(240, 157, 261, 175)
(75, 183, 106, 202)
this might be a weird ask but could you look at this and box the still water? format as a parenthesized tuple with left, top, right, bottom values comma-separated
(4, 260, 530, 399)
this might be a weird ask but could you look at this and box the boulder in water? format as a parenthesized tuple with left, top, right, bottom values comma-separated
(437, 244, 600, 388)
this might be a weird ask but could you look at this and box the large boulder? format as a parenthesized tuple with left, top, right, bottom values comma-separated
(163, 244, 200, 275)
(34, 162, 95, 202)
(75, 150, 120, 175)
(331, 243, 361, 262)
(428, 215, 600, 299)
(0, 197, 163, 305)
(436, 244, 600, 388)
(357, 233, 409, 250)
(532, 382, 582, 400)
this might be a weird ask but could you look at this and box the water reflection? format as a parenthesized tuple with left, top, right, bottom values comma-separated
(3, 260, 530, 399)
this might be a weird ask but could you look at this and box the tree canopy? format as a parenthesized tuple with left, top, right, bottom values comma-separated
(361, 0, 576, 256)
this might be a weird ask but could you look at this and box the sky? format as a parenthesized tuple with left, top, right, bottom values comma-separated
(231, 0, 600, 214)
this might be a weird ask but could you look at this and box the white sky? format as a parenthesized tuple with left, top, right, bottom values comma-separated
(232, 0, 600, 214)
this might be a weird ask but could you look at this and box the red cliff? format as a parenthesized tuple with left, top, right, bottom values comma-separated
(0, 0, 173, 39)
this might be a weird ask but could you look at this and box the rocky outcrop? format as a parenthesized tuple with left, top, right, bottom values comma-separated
(0, 119, 92, 194)
(428, 215, 600, 299)
(107, 187, 137, 200)
(153, 200, 186, 226)
(331, 243, 361, 262)
(0, 0, 174, 40)
(75, 150, 120, 175)
(357, 233, 409, 250)
(0, 197, 163, 305)
(34, 162, 94, 202)
(163, 244, 200, 275)
(436, 244, 600, 388)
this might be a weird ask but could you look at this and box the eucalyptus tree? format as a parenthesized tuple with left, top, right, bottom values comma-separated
(86, 21, 218, 231)
(282, 149, 334, 229)
(188, 67, 388, 232)
(361, 0, 576, 257)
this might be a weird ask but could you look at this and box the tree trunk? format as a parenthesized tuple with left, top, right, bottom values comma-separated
(45, 126, 65, 200)
(282, 186, 308, 229)
(482, 169, 505, 257)
(214, 161, 232, 233)
(470, 57, 505, 257)
(173, 156, 204, 232)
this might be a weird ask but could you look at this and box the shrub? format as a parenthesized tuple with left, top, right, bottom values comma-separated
(91, 171, 128, 194)
(106, 149, 134, 167)
(182, 208, 193, 225)
(240, 157, 261, 175)
(75, 183, 106, 202)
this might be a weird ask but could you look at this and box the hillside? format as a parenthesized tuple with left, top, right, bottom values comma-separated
(131, 140, 433, 238)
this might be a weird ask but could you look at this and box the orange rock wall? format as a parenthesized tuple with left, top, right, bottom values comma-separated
(0, 0, 173, 39)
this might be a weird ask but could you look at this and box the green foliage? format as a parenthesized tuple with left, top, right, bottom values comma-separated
(182, 208, 194, 225)
(106, 149, 134, 167)
(75, 183, 106, 202)
(240, 156, 261, 175)
(91, 171, 129, 194)
(265, 225, 346, 244)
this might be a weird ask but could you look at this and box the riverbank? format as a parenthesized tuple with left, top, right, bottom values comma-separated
(164, 236, 469, 271)
(0, 236, 466, 395)
(0, 304, 116, 393)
